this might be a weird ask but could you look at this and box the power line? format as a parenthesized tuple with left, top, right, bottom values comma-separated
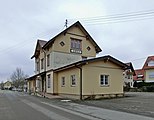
(130, 57, 147, 62)
(0, 27, 61, 55)
(68, 9, 154, 21)
(68, 9, 154, 25)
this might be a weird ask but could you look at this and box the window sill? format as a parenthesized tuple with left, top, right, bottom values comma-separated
(100, 85, 109, 87)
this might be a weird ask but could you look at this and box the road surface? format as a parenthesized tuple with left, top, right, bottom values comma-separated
(0, 90, 153, 120)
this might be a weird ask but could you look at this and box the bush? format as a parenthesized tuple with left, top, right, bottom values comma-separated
(137, 82, 154, 88)
(145, 86, 154, 92)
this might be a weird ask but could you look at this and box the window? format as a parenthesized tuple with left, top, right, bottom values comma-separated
(36, 61, 39, 71)
(61, 77, 65, 87)
(87, 46, 91, 51)
(47, 74, 51, 88)
(41, 58, 44, 69)
(71, 75, 76, 86)
(148, 60, 154, 66)
(47, 54, 50, 67)
(149, 72, 154, 78)
(70, 38, 82, 54)
(60, 41, 65, 46)
(100, 75, 109, 86)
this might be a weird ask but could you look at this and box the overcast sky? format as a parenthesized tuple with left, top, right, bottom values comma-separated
(0, 0, 154, 82)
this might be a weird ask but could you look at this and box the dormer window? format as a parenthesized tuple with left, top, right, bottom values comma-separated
(70, 38, 82, 54)
(148, 60, 154, 66)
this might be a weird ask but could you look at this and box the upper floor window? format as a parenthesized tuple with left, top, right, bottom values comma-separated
(41, 58, 44, 69)
(47, 54, 50, 67)
(36, 61, 39, 71)
(148, 60, 154, 66)
(70, 38, 82, 54)
(100, 75, 109, 86)
(149, 72, 154, 78)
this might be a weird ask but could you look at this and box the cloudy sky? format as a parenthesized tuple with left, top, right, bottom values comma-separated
(0, 0, 154, 82)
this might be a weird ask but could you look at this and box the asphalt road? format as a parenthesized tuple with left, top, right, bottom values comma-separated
(0, 90, 93, 120)
(0, 90, 153, 120)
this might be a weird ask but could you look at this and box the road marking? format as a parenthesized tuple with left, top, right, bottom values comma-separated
(41, 102, 103, 120)
(22, 99, 71, 120)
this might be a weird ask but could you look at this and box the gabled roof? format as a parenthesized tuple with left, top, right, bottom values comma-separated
(38, 40, 47, 47)
(133, 69, 145, 81)
(31, 39, 47, 59)
(43, 21, 102, 53)
(54, 55, 127, 72)
(142, 56, 154, 70)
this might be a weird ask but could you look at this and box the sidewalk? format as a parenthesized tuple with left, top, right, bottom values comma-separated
(34, 91, 62, 99)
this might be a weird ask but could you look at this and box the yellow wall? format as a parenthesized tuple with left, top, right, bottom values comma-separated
(82, 61, 123, 95)
(46, 71, 53, 93)
(52, 26, 96, 57)
(56, 60, 123, 96)
(53, 72, 58, 94)
(28, 80, 36, 92)
(57, 68, 80, 95)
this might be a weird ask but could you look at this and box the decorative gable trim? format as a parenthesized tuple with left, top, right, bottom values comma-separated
(42, 21, 102, 53)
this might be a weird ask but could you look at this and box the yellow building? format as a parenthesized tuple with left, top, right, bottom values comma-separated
(4, 81, 12, 90)
(27, 21, 127, 99)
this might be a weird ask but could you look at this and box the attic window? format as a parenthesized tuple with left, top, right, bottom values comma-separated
(87, 46, 91, 51)
(148, 60, 154, 66)
(70, 38, 82, 54)
(60, 41, 65, 47)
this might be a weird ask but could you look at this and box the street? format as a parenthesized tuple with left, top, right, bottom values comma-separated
(0, 90, 154, 120)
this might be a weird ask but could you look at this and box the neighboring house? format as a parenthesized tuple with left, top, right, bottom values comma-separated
(133, 69, 145, 82)
(4, 81, 12, 89)
(27, 21, 128, 99)
(133, 56, 154, 83)
(123, 62, 135, 88)
(142, 56, 154, 82)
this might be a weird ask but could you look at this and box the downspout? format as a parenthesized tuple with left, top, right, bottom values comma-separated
(76, 65, 82, 100)
(42, 49, 46, 72)
(42, 49, 46, 94)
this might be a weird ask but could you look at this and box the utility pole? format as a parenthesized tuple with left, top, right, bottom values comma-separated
(64, 19, 68, 29)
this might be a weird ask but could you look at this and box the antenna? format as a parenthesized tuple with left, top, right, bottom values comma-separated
(64, 19, 68, 28)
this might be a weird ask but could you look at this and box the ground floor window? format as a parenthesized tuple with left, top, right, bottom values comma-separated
(47, 74, 51, 88)
(100, 75, 109, 86)
(71, 75, 76, 86)
(61, 77, 65, 87)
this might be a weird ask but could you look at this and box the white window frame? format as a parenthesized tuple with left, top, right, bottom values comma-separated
(41, 58, 44, 69)
(149, 72, 154, 78)
(100, 75, 109, 86)
(47, 54, 50, 67)
(47, 74, 51, 88)
(61, 77, 65, 87)
(71, 75, 76, 86)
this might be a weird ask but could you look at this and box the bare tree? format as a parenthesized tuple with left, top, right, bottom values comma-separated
(10, 67, 28, 89)
(0, 81, 4, 90)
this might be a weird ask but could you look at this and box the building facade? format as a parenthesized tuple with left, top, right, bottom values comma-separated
(133, 56, 154, 83)
(123, 62, 135, 88)
(27, 21, 127, 99)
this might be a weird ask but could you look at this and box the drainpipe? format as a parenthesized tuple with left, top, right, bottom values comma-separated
(42, 49, 46, 72)
(42, 49, 46, 94)
(76, 65, 82, 100)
